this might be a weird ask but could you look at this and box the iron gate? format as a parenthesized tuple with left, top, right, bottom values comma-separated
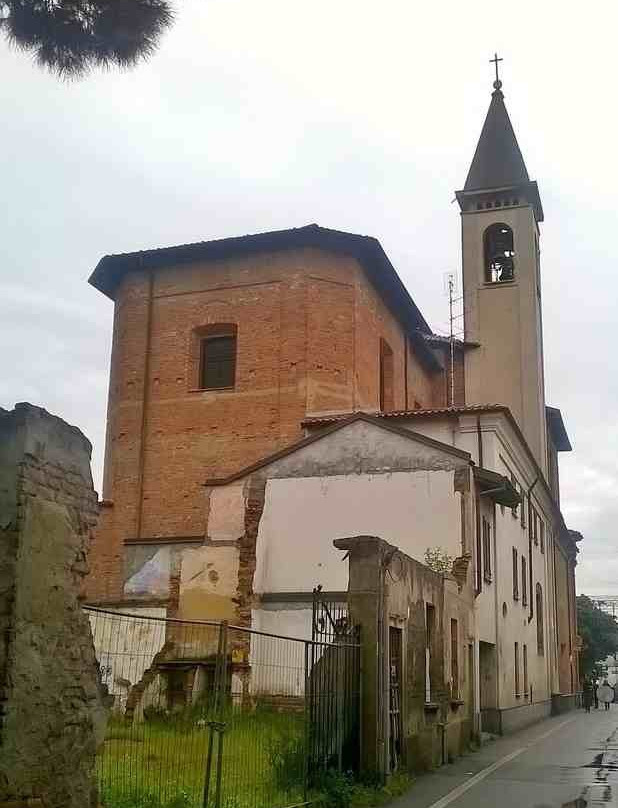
(86, 604, 360, 808)
(309, 587, 361, 779)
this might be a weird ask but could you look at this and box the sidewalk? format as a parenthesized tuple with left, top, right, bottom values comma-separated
(388, 707, 618, 807)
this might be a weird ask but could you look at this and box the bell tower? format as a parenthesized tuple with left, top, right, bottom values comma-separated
(456, 59, 548, 472)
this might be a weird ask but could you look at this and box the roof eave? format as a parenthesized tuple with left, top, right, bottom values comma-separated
(88, 225, 434, 339)
(455, 180, 544, 223)
(473, 466, 521, 508)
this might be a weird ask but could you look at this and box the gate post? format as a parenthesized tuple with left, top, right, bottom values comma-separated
(333, 536, 389, 781)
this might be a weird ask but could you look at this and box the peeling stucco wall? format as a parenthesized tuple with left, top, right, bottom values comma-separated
(0, 404, 107, 808)
(338, 535, 475, 777)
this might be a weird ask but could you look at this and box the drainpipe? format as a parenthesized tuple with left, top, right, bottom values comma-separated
(378, 545, 387, 781)
(552, 535, 559, 692)
(474, 417, 483, 596)
(476, 416, 483, 467)
(527, 478, 538, 624)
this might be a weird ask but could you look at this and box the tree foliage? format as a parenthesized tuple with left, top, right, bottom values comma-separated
(0, 0, 174, 78)
(424, 547, 453, 575)
(577, 595, 618, 679)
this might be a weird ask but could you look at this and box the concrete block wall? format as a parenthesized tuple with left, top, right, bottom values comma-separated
(0, 404, 107, 808)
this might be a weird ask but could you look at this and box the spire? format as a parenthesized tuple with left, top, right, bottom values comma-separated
(463, 61, 530, 192)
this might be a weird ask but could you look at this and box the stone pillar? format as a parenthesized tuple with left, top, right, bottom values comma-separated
(0, 404, 108, 808)
(333, 535, 389, 781)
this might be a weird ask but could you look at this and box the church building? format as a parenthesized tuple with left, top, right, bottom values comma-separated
(86, 72, 581, 738)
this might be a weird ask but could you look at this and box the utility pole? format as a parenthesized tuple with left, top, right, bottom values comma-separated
(447, 272, 456, 406)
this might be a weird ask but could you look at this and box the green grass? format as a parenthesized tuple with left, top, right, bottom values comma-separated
(98, 708, 307, 808)
(98, 709, 409, 808)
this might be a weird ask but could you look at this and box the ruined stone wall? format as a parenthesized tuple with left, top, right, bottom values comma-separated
(0, 404, 107, 808)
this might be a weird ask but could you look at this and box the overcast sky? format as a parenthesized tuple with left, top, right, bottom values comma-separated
(1, 1, 616, 595)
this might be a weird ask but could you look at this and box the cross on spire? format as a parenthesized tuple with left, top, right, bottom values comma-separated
(490, 52, 503, 90)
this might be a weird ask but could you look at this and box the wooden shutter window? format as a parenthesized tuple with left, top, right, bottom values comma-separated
(200, 335, 236, 390)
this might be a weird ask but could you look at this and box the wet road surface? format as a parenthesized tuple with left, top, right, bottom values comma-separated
(392, 707, 618, 807)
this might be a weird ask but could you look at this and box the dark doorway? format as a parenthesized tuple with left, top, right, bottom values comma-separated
(389, 626, 403, 771)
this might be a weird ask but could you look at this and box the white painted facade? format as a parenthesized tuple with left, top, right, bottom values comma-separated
(203, 411, 567, 729)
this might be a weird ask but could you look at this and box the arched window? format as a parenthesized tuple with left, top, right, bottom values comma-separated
(536, 583, 544, 655)
(484, 223, 515, 283)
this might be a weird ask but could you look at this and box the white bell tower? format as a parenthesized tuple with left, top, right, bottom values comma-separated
(456, 61, 548, 472)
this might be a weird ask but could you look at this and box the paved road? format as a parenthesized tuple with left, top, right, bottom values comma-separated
(392, 707, 618, 807)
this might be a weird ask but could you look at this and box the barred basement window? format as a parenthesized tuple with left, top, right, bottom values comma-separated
(514, 641, 520, 697)
(199, 332, 237, 389)
(523, 644, 529, 699)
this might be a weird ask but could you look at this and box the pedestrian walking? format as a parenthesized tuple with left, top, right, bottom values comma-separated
(593, 681, 599, 709)
(598, 680, 614, 710)
(583, 679, 594, 713)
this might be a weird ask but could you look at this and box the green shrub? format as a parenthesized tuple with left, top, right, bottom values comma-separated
(314, 770, 356, 808)
(265, 731, 306, 791)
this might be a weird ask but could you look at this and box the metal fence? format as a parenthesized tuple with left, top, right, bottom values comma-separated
(86, 606, 361, 808)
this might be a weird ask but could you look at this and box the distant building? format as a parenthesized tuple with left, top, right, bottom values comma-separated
(85, 73, 581, 736)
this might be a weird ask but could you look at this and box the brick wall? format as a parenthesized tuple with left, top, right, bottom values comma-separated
(0, 404, 107, 808)
(87, 247, 443, 602)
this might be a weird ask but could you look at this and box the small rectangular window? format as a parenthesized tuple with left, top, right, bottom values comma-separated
(200, 335, 237, 390)
(539, 520, 545, 554)
(520, 491, 527, 529)
(521, 556, 527, 607)
(482, 517, 492, 583)
(451, 618, 459, 699)
(514, 642, 520, 697)
(512, 548, 519, 600)
(523, 644, 528, 699)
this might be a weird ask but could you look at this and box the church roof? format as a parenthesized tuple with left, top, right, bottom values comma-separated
(546, 406, 572, 452)
(90, 224, 437, 365)
(463, 86, 530, 192)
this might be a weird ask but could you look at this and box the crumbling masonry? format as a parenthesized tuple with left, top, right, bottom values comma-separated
(0, 404, 107, 808)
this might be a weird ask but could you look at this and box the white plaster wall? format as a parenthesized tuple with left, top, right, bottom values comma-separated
(253, 471, 462, 595)
(249, 610, 309, 696)
(88, 606, 167, 708)
(252, 607, 313, 641)
(477, 430, 556, 708)
(398, 419, 478, 460)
